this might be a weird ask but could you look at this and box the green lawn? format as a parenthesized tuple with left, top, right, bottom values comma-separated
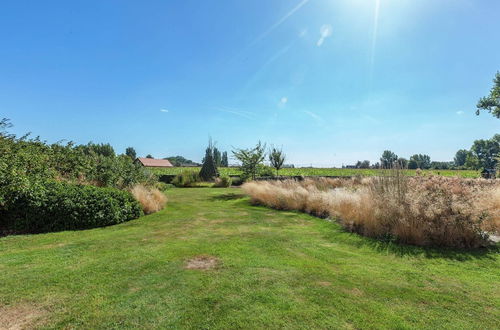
(152, 167, 480, 178)
(1, 188, 498, 329)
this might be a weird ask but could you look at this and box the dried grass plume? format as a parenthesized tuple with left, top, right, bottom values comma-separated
(242, 176, 500, 248)
(131, 185, 167, 214)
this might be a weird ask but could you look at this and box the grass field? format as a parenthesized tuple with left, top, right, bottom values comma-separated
(151, 167, 481, 178)
(1, 188, 498, 328)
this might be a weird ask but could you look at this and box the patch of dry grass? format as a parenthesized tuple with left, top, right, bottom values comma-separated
(0, 304, 46, 330)
(184, 255, 220, 270)
(130, 185, 167, 214)
(242, 177, 500, 248)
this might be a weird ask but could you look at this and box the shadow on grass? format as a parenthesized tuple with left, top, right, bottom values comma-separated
(242, 201, 500, 261)
(210, 193, 246, 201)
(340, 231, 500, 261)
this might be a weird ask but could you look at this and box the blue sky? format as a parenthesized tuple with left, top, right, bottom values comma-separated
(1, 0, 499, 166)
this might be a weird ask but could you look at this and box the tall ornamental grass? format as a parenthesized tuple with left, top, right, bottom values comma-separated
(242, 176, 500, 248)
(130, 185, 167, 214)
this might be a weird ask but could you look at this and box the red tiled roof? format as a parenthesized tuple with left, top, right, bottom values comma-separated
(136, 158, 173, 167)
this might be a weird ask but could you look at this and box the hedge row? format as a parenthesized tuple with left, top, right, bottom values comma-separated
(1, 181, 142, 233)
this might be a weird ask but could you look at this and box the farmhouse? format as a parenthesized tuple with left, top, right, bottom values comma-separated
(135, 157, 173, 168)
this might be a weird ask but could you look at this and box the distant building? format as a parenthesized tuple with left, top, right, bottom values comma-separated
(135, 157, 173, 168)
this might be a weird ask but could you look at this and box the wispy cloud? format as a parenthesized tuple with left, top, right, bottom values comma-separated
(316, 24, 332, 47)
(216, 107, 256, 120)
(250, 0, 310, 47)
(243, 41, 296, 90)
(303, 110, 325, 125)
(160, 109, 169, 113)
(456, 110, 464, 115)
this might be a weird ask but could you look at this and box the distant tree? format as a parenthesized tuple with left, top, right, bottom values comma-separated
(380, 150, 398, 168)
(454, 149, 468, 167)
(397, 157, 408, 169)
(465, 152, 480, 170)
(125, 147, 136, 159)
(165, 156, 198, 167)
(145, 154, 153, 159)
(355, 160, 370, 169)
(221, 151, 229, 167)
(269, 146, 286, 176)
(408, 158, 417, 169)
(430, 161, 452, 170)
(199, 139, 218, 181)
(470, 134, 500, 169)
(213, 147, 222, 167)
(81, 143, 115, 157)
(420, 155, 431, 169)
(232, 141, 266, 180)
(409, 154, 431, 169)
(476, 71, 500, 119)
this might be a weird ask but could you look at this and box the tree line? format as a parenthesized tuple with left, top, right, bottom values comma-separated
(366, 134, 499, 171)
(194, 140, 287, 181)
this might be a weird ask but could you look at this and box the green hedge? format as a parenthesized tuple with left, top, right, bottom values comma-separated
(1, 181, 142, 233)
(213, 176, 232, 188)
(172, 171, 201, 187)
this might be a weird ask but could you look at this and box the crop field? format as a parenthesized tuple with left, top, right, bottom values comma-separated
(151, 167, 480, 178)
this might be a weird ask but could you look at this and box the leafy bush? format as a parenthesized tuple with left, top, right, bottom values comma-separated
(230, 176, 244, 186)
(1, 181, 142, 233)
(172, 171, 201, 187)
(157, 175, 176, 184)
(213, 176, 232, 188)
(238, 165, 275, 182)
(154, 182, 171, 191)
(258, 165, 276, 178)
(0, 119, 153, 198)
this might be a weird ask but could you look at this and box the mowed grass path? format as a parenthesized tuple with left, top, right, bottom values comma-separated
(0, 188, 499, 329)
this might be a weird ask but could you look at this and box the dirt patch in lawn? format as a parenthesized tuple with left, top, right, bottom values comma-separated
(185, 255, 220, 270)
(344, 287, 364, 297)
(0, 304, 46, 330)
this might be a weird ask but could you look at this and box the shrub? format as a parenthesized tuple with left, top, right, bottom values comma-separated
(130, 185, 167, 214)
(213, 176, 232, 188)
(154, 182, 171, 191)
(1, 181, 142, 233)
(172, 171, 201, 187)
(231, 176, 243, 186)
(258, 165, 276, 178)
(0, 120, 153, 194)
(242, 176, 500, 248)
